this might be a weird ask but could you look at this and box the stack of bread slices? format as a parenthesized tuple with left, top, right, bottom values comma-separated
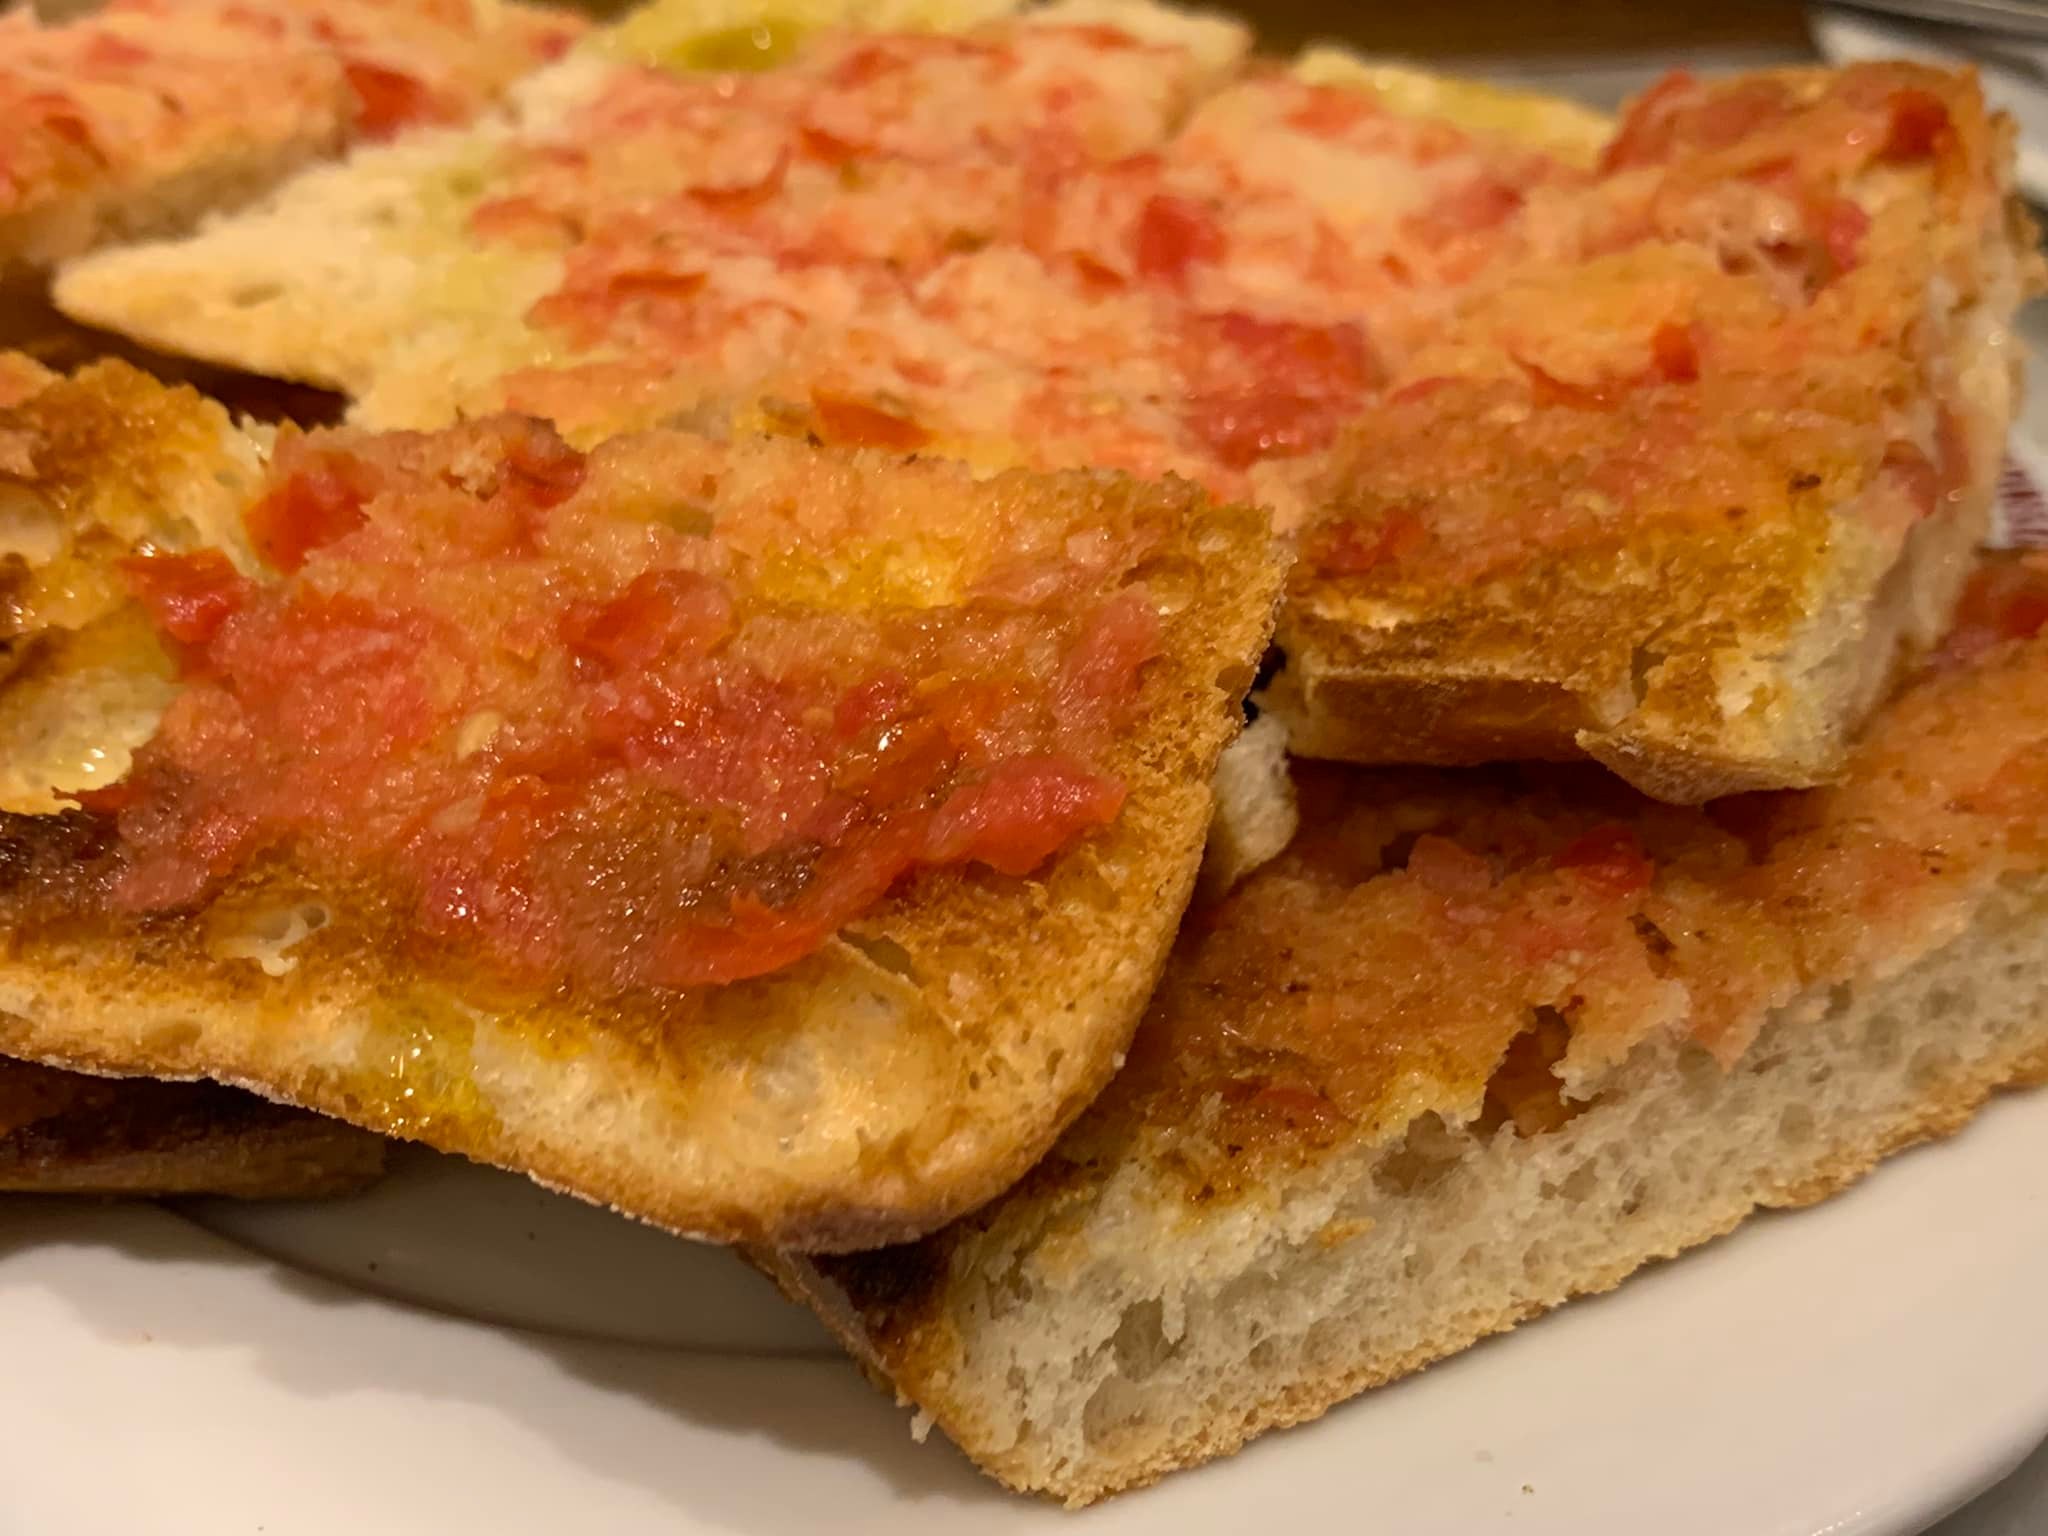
(3, 0, 2046, 1508)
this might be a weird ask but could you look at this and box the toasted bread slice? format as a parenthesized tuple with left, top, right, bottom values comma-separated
(0, 359, 1282, 1251)
(60, 44, 2033, 803)
(766, 555, 2048, 1500)
(0, 1057, 385, 1198)
(47, 0, 1249, 425)
(49, 18, 1596, 512)
(0, 0, 585, 278)
(1270, 65, 2040, 801)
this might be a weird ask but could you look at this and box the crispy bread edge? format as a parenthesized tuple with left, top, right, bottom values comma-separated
(0, 1061, 386, 1198)
(763, 877, 2048, 1501)
(0, 476, 1285, 1252)
(1275, 314, 2019, 804)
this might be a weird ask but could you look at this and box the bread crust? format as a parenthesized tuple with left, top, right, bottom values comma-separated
(767, 570, 2048, 1494)
(1271, 66, 2040, 801)
(772, 1017, 2048, 1499)
(74, 56, 2033, 806)
(0, 1057, 385, 1198)
(1274, 466, 1999, 804)
(0, 363, 1284, 1252)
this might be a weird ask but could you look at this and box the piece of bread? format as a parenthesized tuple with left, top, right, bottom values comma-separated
(45, 4, 1578, 483)
(0, 285, 345, 425)
(0, 0, 585, 278)
(40, 0, 1037, 403)
(0, 359, 1283, 1251)
(0, 1056, 385, 1198)
(47, 0, 1259, 432)
(764, 554, 2048, 1501)
(54, 17, 2032, 806)
(59, 36, 2034, 805)
(1270, 65, 2042, 801)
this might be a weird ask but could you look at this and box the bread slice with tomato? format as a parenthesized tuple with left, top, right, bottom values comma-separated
(45, 0, 1255, 435)
(43, 4, 1596, 502)
(766, 553, 2048, 1501)
(44, 0, 1602, 493)
(1270, 64, 2042, 801)
(0, 0, 584, 279)
(0, 1057, 385, 1198)
(0, 357, 1282, 1250)
(0, 357, 377, 1201)
(57, 14, 2038, 804)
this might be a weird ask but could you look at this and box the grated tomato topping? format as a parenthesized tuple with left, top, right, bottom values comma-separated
(108, 417, 1163, 994)
(0, 0, 585, 221)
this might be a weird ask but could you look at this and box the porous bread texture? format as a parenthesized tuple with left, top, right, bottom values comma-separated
(0, 378, 1285, 1251)
(766, 585, 2048, 1497)
(0, 1057, 386, 1198)
(776, 882, 2048, 1503)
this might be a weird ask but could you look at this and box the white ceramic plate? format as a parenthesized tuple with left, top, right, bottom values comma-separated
(2, 1083, 2045, 1536)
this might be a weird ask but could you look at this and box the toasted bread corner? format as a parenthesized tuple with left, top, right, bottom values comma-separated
(764, 598, 2048, 1499)
(0, 367, 1286, 1251)
(0, 1058, 386, 1199)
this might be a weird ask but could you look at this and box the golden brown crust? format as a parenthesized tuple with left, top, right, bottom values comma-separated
(779, 559, 2048, 1492)
(0, 364, 1284, 1251)
(1275, 65, 2037, 802)
(0, 1057, 385, 1198)
(58, 48, 2023, 810)
(0, 357, 267, 643)
(0, 357, 273, 813)
(1035, 585, 2048, 1186)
